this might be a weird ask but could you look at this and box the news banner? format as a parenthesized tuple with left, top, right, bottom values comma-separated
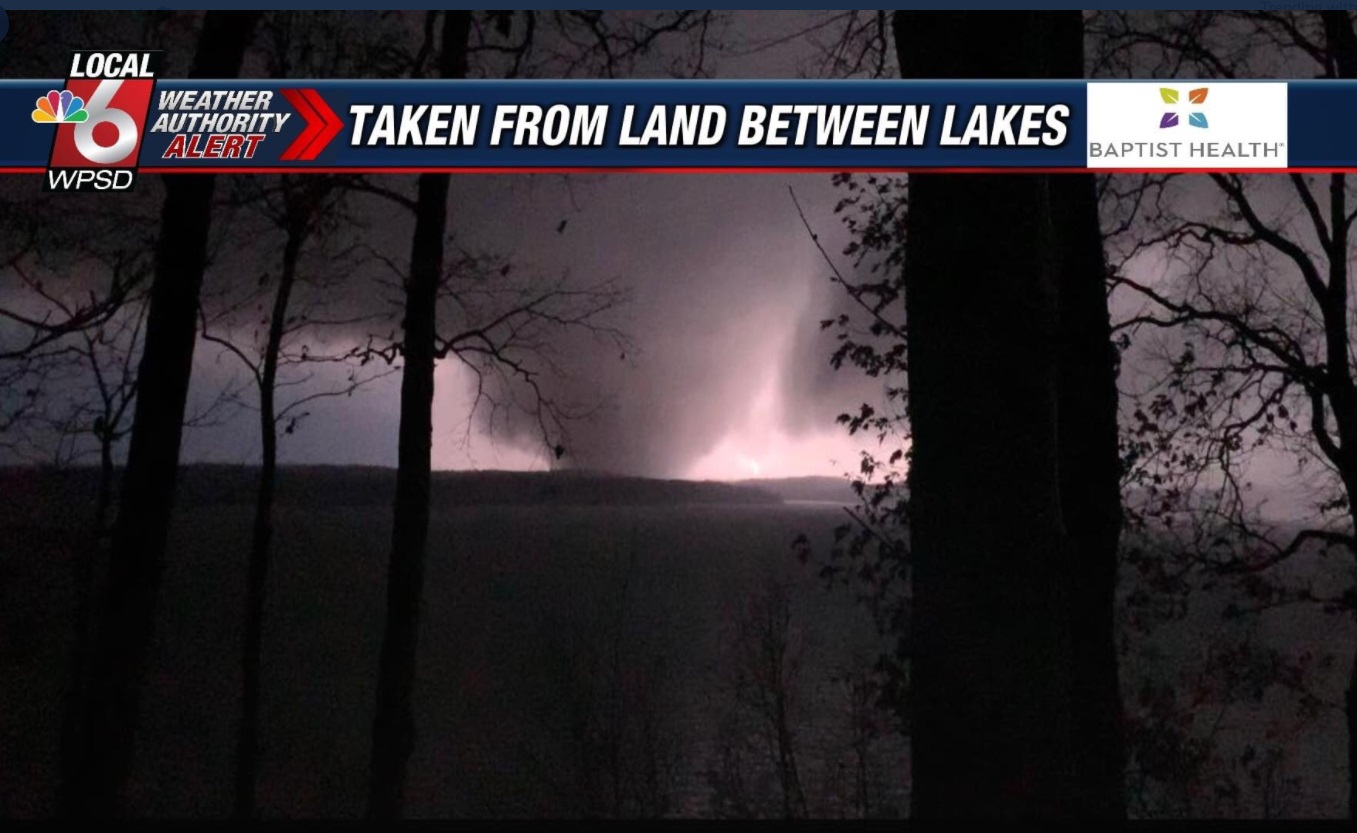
(9, 50, 1357, 191)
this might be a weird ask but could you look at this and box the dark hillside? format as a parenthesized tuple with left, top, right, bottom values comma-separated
(0, 465, 786, 515)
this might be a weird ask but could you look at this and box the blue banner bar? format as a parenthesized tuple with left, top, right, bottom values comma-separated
(7, 77, 1357, 174)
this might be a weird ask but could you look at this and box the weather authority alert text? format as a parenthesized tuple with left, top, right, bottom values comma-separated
(41, 50, 293, 192)
(153, 90, 289, 160)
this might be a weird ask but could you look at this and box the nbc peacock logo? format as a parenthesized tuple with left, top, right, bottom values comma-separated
(1158, 86, 1209, 129)
(31, 89, 88, 123)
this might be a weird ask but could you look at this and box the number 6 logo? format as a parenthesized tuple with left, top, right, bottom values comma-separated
(47, 76, 154, 170)
(73, 79, 139, 165)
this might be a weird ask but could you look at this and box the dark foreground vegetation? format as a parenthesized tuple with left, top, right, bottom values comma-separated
(0, 466, 1348, 818)
(3, 466, 908, 818)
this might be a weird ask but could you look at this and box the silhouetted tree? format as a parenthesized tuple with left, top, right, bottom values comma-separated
(727, 578, 809, 818)
(800, 12, 1127, 816)
(368, 11, 472, 819)
(60, 11, 262, 817)
(0, 237, 153, 818)
(1046, 11, 1128, 818)
(202, 172, 388, 818)
(893, 11, 1079, 817)
(1096, 8, 1357, 817)
(366, 10, 718, 816)
(146, 11, 419, 818)
(51, 295, 148, 815)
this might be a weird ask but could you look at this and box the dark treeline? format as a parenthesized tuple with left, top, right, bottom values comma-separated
(1, 7, 1355, 821)
(60, 12, 263, 818)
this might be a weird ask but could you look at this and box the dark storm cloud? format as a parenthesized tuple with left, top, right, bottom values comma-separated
(171, 167, 886, 477)
(2, 10, 888, 477)
(433, 172, 885, 476)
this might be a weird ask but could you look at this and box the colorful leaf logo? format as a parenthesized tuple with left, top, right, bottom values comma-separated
(1157, 86, 1209, 130)
(30, 89, 87, 124)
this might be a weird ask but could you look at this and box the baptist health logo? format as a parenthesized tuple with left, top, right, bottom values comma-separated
(31, 89, 88, 123)
(1158, 86, 1208, 129)
(1086, 81, 1287, 169)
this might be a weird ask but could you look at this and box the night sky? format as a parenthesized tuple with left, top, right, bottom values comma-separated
(172, 169, 882, 480)
(145, 12, 893, 480)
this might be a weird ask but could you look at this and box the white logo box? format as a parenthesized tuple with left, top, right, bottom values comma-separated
(1085, 81, 1289, 169)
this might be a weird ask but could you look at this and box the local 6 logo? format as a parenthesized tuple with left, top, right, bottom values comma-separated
(33, 51, 161, 192)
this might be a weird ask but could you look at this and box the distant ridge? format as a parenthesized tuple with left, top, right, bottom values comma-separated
(736, 475, 857, 505)
(189, 465, 788, 508)
(0, 464, 786, 510)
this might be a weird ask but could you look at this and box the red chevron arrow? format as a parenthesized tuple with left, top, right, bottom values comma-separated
(298, 88, 343, 160)
(279, 88, 343, 162)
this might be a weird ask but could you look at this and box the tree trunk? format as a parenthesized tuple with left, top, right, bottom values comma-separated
(894, 10, 1077, 818)
(57, 433, 113, 817)
(58, 11, 261, 817)
(96, 434, 115, 538)
(1347, 639, 1357, 824)
(1049, 169, 1127, 819)
(235, 222, 303, 819)
(367, 10, 472, 819)
(1318, 12, 1357, 821)
(1045, 10, 1128, 819)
